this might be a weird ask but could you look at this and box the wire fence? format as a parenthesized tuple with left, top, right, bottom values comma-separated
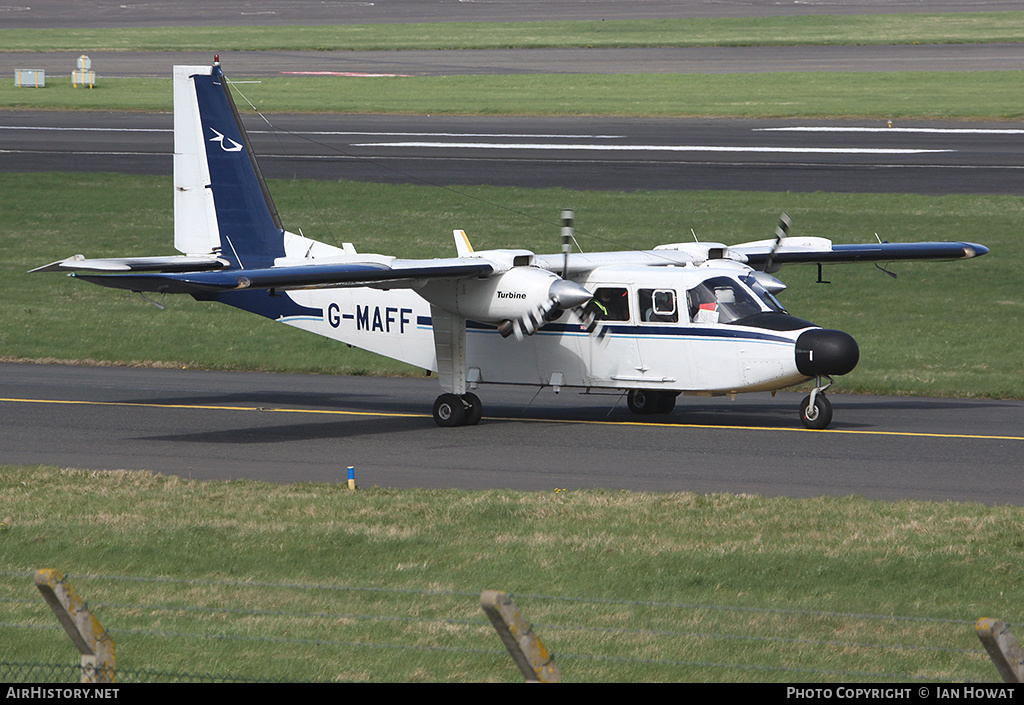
(0, 661, 292, 684)
(0, 569, 1004, 683)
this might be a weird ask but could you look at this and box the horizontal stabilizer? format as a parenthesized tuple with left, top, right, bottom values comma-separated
(71, 259, 495, 295)
(30, 255, 228, 274)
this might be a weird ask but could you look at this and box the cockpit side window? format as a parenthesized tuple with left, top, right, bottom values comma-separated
(639, 289, 678, 323)
(585, 287, 630, 321)
(686, 276, 764, 324)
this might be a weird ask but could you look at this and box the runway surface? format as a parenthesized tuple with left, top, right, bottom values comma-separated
(1, 363, 1021, 504)
(3, 111, 1020, 194)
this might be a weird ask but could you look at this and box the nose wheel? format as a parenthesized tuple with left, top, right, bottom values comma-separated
(799, 377, 833, 429)
(433, 392, 483, 427)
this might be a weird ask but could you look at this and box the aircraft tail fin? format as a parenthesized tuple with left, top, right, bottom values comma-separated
(453, 229, 474, 257)
(173, 59, 284, 269)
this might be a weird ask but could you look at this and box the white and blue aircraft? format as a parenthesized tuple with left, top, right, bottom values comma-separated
(34, 60, 988, 429)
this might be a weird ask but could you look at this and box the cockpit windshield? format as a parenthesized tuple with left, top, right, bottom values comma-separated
(687, 276, 773, 324)
(740, 272, 787, 314)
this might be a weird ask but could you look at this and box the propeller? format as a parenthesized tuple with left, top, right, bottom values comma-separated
(498, 278, 593, 340)
(496, 211, 592, 340)
(761, 212, 791, 273)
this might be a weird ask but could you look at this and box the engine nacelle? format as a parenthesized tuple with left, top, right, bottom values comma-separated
(417, 267, 591, 338)
(461, 267, 565, 322)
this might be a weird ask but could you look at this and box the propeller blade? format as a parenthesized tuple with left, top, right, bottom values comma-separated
(776, 212, 792, 241)
(763, 212, 792, 273)
(561, 209, 574, 279)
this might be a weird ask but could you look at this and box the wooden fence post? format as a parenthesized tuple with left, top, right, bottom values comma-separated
(480, 590, 561, 683)
(35, 569, 116, 683)
(976, 618, 1024, 683)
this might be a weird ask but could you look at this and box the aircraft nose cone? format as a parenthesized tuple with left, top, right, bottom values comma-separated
(548, 279, 592, 309)
(795, 329, 859, 377)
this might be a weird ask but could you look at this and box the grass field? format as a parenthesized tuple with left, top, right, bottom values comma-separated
(1, 466, 1020, 682)
(4, 173, 1020, 398)
(4, 71, 1023, 120)
(2, 12, 1022, 119)
(1, 13, 1022, 52)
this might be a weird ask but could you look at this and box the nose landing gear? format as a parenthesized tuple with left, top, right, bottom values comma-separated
(800, 376, 834, 429)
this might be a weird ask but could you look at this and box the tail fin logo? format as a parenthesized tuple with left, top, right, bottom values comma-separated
(209, 128, 244, 152)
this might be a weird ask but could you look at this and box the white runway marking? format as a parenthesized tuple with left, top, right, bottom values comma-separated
(0, 125, 969, 154)
(0, 126, 167, 132)
(0, 126, 623, 139)
(756, 126, 1024, 135)
(353, 141, 955, 155)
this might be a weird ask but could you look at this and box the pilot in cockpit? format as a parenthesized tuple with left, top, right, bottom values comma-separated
(586, 287, 629, 321)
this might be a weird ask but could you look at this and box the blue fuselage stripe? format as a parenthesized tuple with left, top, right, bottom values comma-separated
(413, 315, 795, 345)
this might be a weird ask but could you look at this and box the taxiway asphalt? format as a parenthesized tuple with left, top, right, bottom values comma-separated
(2, 363, 1021, 504)
(4, 43, 1024, 78)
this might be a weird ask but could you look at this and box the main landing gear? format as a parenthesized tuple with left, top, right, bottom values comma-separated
(799, 376, 834, 430)
(432, 392, 483, 427)
(626, 389, 678, 415)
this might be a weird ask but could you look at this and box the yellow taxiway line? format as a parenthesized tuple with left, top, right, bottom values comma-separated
(3, 396, 1022, 442)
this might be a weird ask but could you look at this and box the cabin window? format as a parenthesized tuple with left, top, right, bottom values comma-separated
(686, 277, 764, 324)
(585, 287, 630, 321)
(639, 289, 678, 323)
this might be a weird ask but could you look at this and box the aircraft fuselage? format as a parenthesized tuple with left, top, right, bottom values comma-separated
(246, 261, 855, 398)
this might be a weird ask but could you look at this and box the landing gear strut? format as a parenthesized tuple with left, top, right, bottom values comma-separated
(432, 392, 483, 427)
(799, 376, 834, 430)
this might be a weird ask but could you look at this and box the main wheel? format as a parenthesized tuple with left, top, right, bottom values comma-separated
(627, 389, 675, 415)
(462, 392, 483, 426)
(800, 394, 833, 430)
(627, 389, 657, 415)
(656, 392, 678, 415)
(433, 393, 466, 427)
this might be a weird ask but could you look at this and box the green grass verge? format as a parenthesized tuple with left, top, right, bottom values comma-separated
(4, 173, 1020, 398)
(1, 466, 1020, 682)
(4, 71, 1023, 120)
(2, 13, 1022, 52)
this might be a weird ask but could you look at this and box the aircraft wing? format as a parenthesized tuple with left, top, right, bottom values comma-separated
(731, 238, 988, 268)
(65, 258, 496, 296)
